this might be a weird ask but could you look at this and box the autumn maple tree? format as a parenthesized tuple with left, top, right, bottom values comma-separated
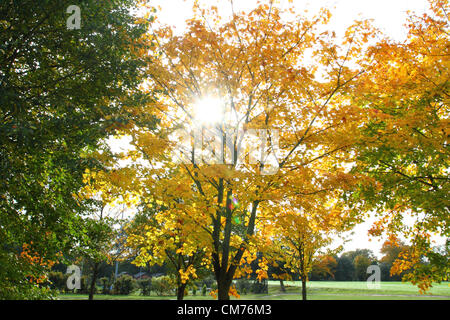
(126, 182, 213, 300)
(121, 0, 375, 300)
(263, 202, 352, 300)
(311, 255, 338, 280)
(349, 0, 449, 292)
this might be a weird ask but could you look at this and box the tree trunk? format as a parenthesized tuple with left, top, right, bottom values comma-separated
(88, 262, 99, 300)
(177, 283, 187, 300)
(217, 277, 231, 300)
(211, 191, 259, 301)
(301, 277, 307, 301)
(299, 245, 307, 301)
(279, 280, 286, 293)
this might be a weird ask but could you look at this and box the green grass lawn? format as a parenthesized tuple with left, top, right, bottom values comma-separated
(58, 281, 450, 300)
(266, 281, 450, 300)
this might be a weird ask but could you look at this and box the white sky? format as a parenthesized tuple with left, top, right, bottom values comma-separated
(150, 0, 431, 41)
(125, 0, 444, 259)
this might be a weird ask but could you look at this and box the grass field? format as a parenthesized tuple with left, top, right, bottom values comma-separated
(58, 281, 450, 300)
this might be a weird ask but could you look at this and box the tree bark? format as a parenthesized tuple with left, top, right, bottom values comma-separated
(88, 262, 99, 300)
(177, 283, 187, 300)
(217, 276, 232, 300)
(279, 280, 286, 293)
(211, 184, 260, 300)
(299, 244, 307, 300)
(301, 276, 307, 301)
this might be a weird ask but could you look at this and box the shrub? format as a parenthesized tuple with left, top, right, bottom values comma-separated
(151, 275, 175, 296)
(202, 284, 207, 296)
(112, 275, 137, 295)
(137, 278, 152, 296)
(236, 278, 251, 295)
(250, 279, 268, 294)
(100, 277, 111, 295)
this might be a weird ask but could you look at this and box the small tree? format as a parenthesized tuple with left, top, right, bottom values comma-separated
(267, 205, 350, 300)
(77, 170, 135, 300)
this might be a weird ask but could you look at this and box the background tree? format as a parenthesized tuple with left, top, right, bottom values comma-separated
(353, 255, 372, 281)
(75, 204, 126, 300)
(77, 156, 147, 299)
(265, 205, 349, 300)
(335, 255, 355, 281)
(378, 240, 409, 281)
(268, 254, 296, 292)
(310, 255, 338, 281)
(341, 249, 376, 264)
(0, 0, 153, 298)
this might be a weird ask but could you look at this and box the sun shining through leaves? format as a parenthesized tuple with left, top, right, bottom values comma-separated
(192, 96, 224, 125)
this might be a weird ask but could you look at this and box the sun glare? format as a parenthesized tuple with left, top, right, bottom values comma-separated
(193, 96, 224, 125)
